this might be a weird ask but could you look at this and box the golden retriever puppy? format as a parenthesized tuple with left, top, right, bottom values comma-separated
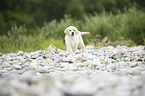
(64, 26, 90, 55)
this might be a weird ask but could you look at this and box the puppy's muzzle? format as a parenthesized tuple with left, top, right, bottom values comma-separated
(72, 32, 74, 36)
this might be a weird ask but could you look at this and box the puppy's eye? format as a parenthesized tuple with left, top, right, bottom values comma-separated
(73, 30, 75, 31)
(69, 30, 71, 31)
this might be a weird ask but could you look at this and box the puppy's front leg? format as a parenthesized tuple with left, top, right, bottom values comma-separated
(73, 44, 78, 54)
(79, 35, 85, 53)
(67, 46, 74, 55)
(81, 45, 85, 52)
(80, 45, 85, 54)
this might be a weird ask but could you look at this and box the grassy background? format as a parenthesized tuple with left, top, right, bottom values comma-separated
(0, 7, 145, 54)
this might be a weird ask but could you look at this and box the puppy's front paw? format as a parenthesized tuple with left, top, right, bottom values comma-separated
(81, 46, 85, 53)
(70, 52, 75, 56)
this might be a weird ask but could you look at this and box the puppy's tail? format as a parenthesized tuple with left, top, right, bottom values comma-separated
(80, 32, 90, 35)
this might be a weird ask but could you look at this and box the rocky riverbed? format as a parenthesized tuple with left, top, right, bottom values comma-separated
(0, 45, 145, 96)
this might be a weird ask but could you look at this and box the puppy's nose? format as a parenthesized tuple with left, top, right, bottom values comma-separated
(72, 32, 74, 36)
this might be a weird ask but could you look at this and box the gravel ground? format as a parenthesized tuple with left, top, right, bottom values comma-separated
(0, 45, 145, 96)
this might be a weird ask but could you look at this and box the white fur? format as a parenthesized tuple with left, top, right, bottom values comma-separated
(64, 26, 86, 55)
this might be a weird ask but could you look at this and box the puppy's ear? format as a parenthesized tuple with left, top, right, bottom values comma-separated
(64, 28, 69, 35)
(75, 29, 79, 35)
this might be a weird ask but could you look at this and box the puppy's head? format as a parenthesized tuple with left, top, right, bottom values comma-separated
(64, 26, 79, 36)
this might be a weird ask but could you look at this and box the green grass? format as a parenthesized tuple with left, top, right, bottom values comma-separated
(0, 7, 145, 54)
(0, 35, 65, 54)
(0, 25, 65, 54)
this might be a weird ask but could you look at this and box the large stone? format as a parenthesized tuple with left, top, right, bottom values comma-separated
(2, 62, 11, 68)
(13, 65, 22, 70)
(36, 67, 48, 73)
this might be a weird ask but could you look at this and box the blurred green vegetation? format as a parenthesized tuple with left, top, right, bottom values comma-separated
(0, 25, 65, 53)
(0, 0, 145, 53)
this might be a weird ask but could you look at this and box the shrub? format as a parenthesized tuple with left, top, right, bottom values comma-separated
(41, 15, 81, 39)
(82, 7, 145, 45)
